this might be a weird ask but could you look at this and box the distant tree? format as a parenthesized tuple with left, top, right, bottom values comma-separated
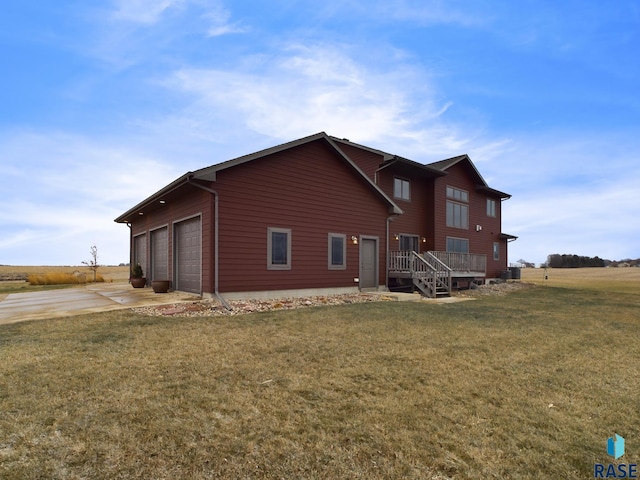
(82, 245, 100, 281)
(546, 253, 605, 268)
(547, 254, 562, 268)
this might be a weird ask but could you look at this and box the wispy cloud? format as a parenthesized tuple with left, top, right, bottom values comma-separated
(0, 131, 183, 264)
(84, 0, 245, 69)
(495, 132, 640, 263)
(164, 42, 481, 159)
(111, 0, 184, 25)
(109, 0, 245, 33)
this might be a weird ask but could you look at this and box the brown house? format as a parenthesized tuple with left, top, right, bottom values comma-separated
(115, 132, 516, 301)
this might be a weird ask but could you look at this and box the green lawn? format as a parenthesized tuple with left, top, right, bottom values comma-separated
(1, 280, 639, 479)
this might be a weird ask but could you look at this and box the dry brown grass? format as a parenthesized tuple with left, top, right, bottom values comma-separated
(0, 266, 130, 298)
(1, 269, 639, 478)
(521, 266, 640, 294)
(27, 272, 105, 285)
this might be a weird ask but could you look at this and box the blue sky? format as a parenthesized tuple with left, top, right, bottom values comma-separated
(1, 0, 639, 266)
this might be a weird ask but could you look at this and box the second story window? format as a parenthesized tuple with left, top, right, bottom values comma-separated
(487, 198, 496, 217)
(394, 178, 410, 201)
(446, 186, 468, 202)
(446, 186, 469, 229)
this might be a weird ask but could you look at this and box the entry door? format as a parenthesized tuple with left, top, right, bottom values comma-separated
(399, 234, 419, 252)
(150, 227, 168, 281)
(174, 217, 201, 294)
(359, 237, 378, 289)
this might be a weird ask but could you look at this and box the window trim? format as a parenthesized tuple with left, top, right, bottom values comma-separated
(446, 236, 469, 253)
(393, 177, 411, 201)
(328, 233, 347, 270)
(398, 234, 420, 252)
(446, 186, 469, 203)
(267, 227, 292, 270)
(446, 200, 469, 229)
(487, 198, 497, 217)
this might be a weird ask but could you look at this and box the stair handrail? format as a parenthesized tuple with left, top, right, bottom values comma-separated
(423, 251, 452, 296)
(409, 251, 437, 297)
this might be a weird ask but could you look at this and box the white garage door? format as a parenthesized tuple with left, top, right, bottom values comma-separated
(174, 217, 201, 293)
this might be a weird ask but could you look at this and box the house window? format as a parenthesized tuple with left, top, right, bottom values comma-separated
(493, 242, 500, 261)
(487, 198, 496, 217)
(267, 227, 291, 270)
(446, 186, 469, 229)
(394, 178, 410, 201)
(447, 186, 468, 202)
(399, 234, 419, 252)
(446, 237, 469, 253)
(446, 201, 469, 229)
(328, 233, 346, 270)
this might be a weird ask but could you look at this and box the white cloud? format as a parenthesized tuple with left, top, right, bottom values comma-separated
(111, 0, 184, 25)
(497, 134, 640, 264)
(0, 131, 184, 265)
(164, 42, 480, 159)
(203, 4, 247, 36)
(109, 0, 244, 34)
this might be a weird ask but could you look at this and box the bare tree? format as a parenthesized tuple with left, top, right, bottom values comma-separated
(82, 245, 100, 282)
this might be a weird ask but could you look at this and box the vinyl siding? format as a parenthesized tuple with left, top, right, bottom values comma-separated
(213, 140, 389, 293)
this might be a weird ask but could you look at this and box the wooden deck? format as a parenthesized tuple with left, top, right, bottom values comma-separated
(389, 251, 486, 277)
(388, 251, 487, 297)
(428, 251, 486, 278)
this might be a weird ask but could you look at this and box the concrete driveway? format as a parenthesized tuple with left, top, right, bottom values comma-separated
(0, 283, 200, 325)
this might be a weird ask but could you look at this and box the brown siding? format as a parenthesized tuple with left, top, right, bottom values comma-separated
(377, 168, 435, 251)
(129, 187, 212, 293)
(335, 143, 384, 181)
(213, 140, 390, 293)
(433, 163, 506, 278)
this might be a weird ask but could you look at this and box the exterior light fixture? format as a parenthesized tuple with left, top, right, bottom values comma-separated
(138, 212, 144, 215)
(422, 237, 427, 243)
(159, 200, 166, 204)
(394, 234, 399, 240)
(351, 236, 358, 245)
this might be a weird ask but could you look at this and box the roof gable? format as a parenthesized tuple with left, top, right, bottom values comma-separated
(115, 132, 402, 223)
(428, 154, 511, 199)
(330, 137, 446, 179)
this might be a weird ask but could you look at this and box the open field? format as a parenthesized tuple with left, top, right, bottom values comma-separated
(521, 267, 640, 290)
(521, 266, 640, 294)
(1, 269, 639, 478)
(0, 266, 130, 298)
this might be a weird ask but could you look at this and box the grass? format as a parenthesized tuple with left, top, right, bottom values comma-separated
(521, 265, 640, 294)
(27, 272, 105, 285)
(0, 266, 130, 297)
(1, 270, 639, 478)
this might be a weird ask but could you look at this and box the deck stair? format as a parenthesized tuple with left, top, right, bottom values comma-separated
(389, 251, 452, 298)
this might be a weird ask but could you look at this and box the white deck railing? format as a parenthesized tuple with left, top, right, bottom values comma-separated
(428, 251, 486, 273)
(388, 251, 452, 297)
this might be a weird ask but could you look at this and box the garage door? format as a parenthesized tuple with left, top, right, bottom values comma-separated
(174, 217, 201, 293)
(150, 227, 168, 281)
(133, 234, 147, 276)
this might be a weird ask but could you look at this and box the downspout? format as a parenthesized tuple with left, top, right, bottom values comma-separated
(126, 222, 132, 283)
(386, 214, 398, 291)
(187, 176, 232, 310)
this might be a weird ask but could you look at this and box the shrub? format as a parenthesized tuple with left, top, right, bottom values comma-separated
(27, 272, 105, 286)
